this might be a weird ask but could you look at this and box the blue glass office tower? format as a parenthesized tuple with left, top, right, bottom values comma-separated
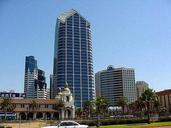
(24, 56, 47, 99)
(52, 9, 95, 108)
(24, 56, 38, 98)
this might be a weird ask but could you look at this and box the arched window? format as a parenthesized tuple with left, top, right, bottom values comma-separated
(66, 96, 70, 102)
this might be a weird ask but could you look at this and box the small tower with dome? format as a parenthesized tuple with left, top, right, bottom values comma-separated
(55, 82, 75, 119)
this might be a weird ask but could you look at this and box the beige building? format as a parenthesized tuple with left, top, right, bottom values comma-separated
(156, 89, 171, 113)
(95, 66, 137, 106)
(136, 81, 149, 98)
(0, 84, 75, 120)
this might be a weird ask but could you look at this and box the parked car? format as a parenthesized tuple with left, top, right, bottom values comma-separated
(42, 120, 88, 128)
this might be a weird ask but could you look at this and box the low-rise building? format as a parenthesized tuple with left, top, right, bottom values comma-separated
(0, 91, 25, 99)
(0, 83, 75, 120)
(156, 89, 171, 112)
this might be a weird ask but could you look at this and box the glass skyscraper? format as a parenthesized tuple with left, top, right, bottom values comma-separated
(24, 56, 47, 99)
(52, 9, 95, 108)
(34, 69, 47, 99)
(24, 56, 38, 98)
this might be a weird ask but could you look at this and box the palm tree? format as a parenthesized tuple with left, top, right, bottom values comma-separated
(75, 108, 83, 119)
(128, 102, 136, 114)
(117, 96, 128, 114)
(153, 97, 160, 113)
(83, 100, 94, 118)
(141, 88, 158, 124)
(134, 98, 145, 118)
(0, 97, 15, 120)
(93, 97, 109, 127)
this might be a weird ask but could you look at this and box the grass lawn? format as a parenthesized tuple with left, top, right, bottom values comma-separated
(97, 122, 171, 128)
(1, 121, 171, 128)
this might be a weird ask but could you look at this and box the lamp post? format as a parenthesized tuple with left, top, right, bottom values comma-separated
(27, 106, 29, 120)
(19, 113, 21, 128)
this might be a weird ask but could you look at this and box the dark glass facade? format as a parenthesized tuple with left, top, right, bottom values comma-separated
(24, 56, 47, 99)
(35, 69, 47, 91)
(24, 56, 38, 98)
(25, 56, 38, 73)
(52, 10, 95, 108)
(34, 69, 47, 99)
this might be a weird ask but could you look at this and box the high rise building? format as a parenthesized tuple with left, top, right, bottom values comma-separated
(52, 9, 95, 108)
(50, 74, 55, 99)
(95, 66, 137, 106)
(95, 71, 101, 97)
(24, 56, 47, 99)
(24, 56, 38, 98)
(46, 88, 50, 99)
(34, 69, 47, 99)
(136, 81, 149, 98)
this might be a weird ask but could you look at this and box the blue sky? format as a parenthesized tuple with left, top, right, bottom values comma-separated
(0, 0, 171, 92)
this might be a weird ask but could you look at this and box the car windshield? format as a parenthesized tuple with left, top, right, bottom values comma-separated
(60, 122, 79, 126)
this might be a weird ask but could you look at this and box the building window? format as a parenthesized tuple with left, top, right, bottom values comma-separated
(66, 96, 70, 102)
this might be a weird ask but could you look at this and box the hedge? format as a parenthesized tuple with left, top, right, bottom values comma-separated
(79, 119, 148, 126)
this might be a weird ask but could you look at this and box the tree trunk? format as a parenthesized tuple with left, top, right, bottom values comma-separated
(123, 105, 125, 114)
(4, 108, 7, 122)
(5, 111, 7, 121)
(96, 107, 100, 128)
(147, 102, 150, 124)
(88, 107, 91, 118)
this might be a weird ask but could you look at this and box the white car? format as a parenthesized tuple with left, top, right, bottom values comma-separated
(43, 120, 88, 128)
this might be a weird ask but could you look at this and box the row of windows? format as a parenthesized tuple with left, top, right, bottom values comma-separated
(57, 65, 89, 70)
(56, 75, 90, 80)
(57, 51, 90, 57)
(58, 56, 90, 63)
(57, 44, 89, 49)
(57, 60, 90, 64)
(57, 47, 90, 51)
(57, 48, 91, 53)
(58, 31, 88, 35)
(57, 67, 90, 74)
(58, 37, 91, 42)
(57, 71, 88, 75)
(57, 53, 89, 58)
(59, 27, 90, 33)
(65, 28, 87, 32)
(59, 19, 87, 28)
(58, 61, 91, 68)
(66, 21, 87, 25)
(59, 26, 89, 31)
(58, 39, 88, 43)
(56, 84, 93, 90)
(63, 35, 88, 39)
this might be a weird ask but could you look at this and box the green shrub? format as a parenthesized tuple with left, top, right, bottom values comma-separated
(78, 118, 148, 126)
(79, 120, 96, 126)
(158, 117, 171, 122)
(6, 127, 12, 128)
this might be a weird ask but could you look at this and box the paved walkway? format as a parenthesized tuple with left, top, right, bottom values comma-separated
(155, 126, 171, 128)
(147, 126, 171, 128)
